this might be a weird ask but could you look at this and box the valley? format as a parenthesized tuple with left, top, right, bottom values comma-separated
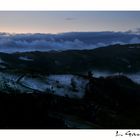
(0, 43, 140, 128)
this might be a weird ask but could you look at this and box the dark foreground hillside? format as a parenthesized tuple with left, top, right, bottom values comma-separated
(0, 75, 140, 129)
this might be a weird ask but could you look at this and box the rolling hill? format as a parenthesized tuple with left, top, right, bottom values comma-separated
(0, 43, 140, 74)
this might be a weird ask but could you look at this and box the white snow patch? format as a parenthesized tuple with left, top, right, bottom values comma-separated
(91, 70, 111, 78)
(126, 73, 140, 84)
(47, 75, 88, 98)
(91, 70, 140, 84)
(0, 72, 32, 93)
(19, 56, 33, 61)
(48, 75, 73, 85)
(19, 76, 51, 92)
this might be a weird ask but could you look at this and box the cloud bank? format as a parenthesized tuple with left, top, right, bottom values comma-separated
(0, 31, 140, 53)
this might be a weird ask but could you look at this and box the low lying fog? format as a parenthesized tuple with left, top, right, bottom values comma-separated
(92, 70, 140, 84)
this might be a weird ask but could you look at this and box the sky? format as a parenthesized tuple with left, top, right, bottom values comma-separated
(0, 11, 140, 33)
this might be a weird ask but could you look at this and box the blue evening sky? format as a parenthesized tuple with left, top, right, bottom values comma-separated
(0, 11, 139, 33)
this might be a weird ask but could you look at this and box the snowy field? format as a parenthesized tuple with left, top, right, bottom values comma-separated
(0, 71, 140, 98)
(0, 72, 88, 98)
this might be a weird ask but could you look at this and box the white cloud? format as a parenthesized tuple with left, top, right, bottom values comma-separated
(129, 37, 140, 44)
(0, 32, 139, 53)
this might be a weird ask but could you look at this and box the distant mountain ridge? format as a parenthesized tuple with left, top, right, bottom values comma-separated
(0, 43, 140, 74)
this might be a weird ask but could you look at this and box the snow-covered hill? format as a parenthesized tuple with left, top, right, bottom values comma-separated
(0, 72, 88, 98)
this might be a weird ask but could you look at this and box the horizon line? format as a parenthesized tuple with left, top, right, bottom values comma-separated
(0, 30, 137, 35)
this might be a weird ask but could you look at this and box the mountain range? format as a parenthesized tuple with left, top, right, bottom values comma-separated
(0, 43, 140, 74)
